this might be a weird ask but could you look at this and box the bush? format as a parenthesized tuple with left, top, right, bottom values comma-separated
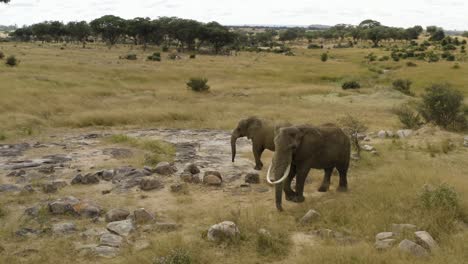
(419, 83, 465, 129)
(5, 55, 18, 66)
(406, 61, 417, 67)
(186, 77, 209, 92)
(378, 55, 390, 61)
(148, 52, 161, 61)
(307, 43, 321, 49)
(342, 81, 361, 90)
(189, 54, 196, 59)
(162, 46, 169, 52)
(320, 52, 328, 62)
(392, 79, 414, 96)
(168, 53, 180, 60)
(419, 184, 459, 212)
(338, 114, 367, 157)
(154, 248, 192, 264)
(446, 54, 456, 61)
(0, 51, 4, 59)
(365, 52, 377, 62)
(391, 52, 400, 62)
(426, 51, 439, 62)
(121, 53, 137, 60)
(394, 104, 422, 129)
(452, 63, 461, 69)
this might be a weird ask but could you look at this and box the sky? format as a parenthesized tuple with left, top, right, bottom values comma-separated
(0, 0, 467, 30)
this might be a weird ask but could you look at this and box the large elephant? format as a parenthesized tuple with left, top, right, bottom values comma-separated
(266, 124, 351, 211)
(231, 117, 290, 170)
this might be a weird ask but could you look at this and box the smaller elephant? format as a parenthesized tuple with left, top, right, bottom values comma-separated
(231, 117, 290, 170)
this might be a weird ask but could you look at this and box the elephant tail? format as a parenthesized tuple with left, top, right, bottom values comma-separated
(266, 163, 291, 185)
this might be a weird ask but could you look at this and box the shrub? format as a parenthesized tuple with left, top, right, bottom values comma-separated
(425, 51, 439, 62)
(0, 51, 4, 59)
(419, 184, 459, 212)
(394, 104, 422, 129)
(154, 248, 192, 264)
(168, 53, 180, 60)
(189, 54, 196, 59)
(392, 79, 414, 96)
(342, 81, 361, 90)
(452, 63, 460, 69)
(148, 52, 161, 61)
(446, 54, 456, 61)
(307, 43, 321, 49)
(186, 77, 209, 92)
(320, 52, 328, 62)
(5, 55, 18, 66)
(378, 55, 389, 61)
(419, 83, 465, 129)
(391, 52, 400, 61)
(121, 53, 137, 60)
(338, 114, 367, 157)
(284, 51, 295, 56)
(162, 46, 169, 52)
(0, 131, 6, 141)
(365, 52, 377, 62)
(406, 61, 417, 67)
(0, 206, 6, 218)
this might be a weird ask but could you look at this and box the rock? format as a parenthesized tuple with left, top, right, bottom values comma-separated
(133, 240, 151, 251)
(184, 163, 200, 174)
(375, 232, 394, 241)
(312, 228, 335, 239)
(82, 173, 100, 184)
(100, 233, 123, 248)
(414, 231, 438, 251)
(38, 165, 55, 174)
(139, 177, 164, 191)
(351, 153, 360, 160)
(181, 173, 200, 183)
(52, 180, 68, 189)
(15, 227, 40, 237)
(103, 148, 133, 158)
(245, 172, 260, 184)
(7, 169, 26, 177)
(52, 222, 77, 235)
(107, 219, 134, 237)
(377, 130, 387, 138)
(0, 184, 21, 193)
(392, 223, 417, 234)
(386, 131, 394, 137)
(25, 206, 40, 217)
(48, 196, 80, 215)
(134, 208, 155, 224)
(100, 170, 115, 181)
(203, 171, 222, 186)
(73, 200, 103, 218)
(375, 239, 396, 250)
(105, 209, 130, 222)
(22, 184, 35, 193)
(397, 129, 413, 138)
(398, 239, 429, 257)
(80, 228, 110, 239)
(207, 221, 240, 242)
(464, 136, 468, 147)
(300, 209, 321, 224)
(362, 144, 375, 151)
(258, 228, 271, 237)
(42, 183, 58, 193)
(71, 174, 83, 185)
(94, 246, 119, 258)
(102, 189, 112, 195)
(170, 183, 187, 193)
(154, 162, 177, 175)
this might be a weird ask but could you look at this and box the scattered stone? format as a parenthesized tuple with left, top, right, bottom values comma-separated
(80, 228, 110, 239)
(375, 239, 396, 250)
(300, 209, 321, 224)
(102, 189, 112, 195)
(139, 177, 164, 191)
(42, 183, 58, 193)
(377, 130, 387, 138)
(245, 172, 260, 184)
(38, 165, 55, 174)
(100, 233, 123, 248)
(105, 209, 130, 222)
(392, 223, 417, 234)
(48, 196, 80, 215)
(312, 228, 335, 239)
(362, 144, 375, 151)
(15, 228, 40, 237)
(397, 129, 413, 138)
(73, 200, 103, 218)
(184, 163, 200, 174)
(375, 232, 394, 241)
(52, 222, 77, 235)
(386, 131, 394, 137)
(203, 171, 222, 186)
(107, 219, 134, 237)
(81, 173, 100, 184)
(22, 184, 35, 193)
(0, 184, 21, 193)
(207, 221, 240, 242)
(25, 206, 40, 217)
(170, 183, 187, 193)
(351, 153, 360, 160)
(52, 180, 68, 189)
(134, 208, 155, 224)
(398, 239, 429, 257)
(103, 148, 133, 159)
(181, 173, 200, 183)
(415, 231, 438, 251)
(7, 169, 26, 177)
(71, 174, 83, 185)
(154, 162, 177, 175)
(94, 245, 119, 258)
(98, 170, 115, 181)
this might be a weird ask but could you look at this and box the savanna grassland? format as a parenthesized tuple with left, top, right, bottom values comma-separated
(0, 41, 467, 264)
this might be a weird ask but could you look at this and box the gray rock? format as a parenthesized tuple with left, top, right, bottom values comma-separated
(245, 172, 260, 184)
(139, 177, 164, 191)
(52, 180, 68, 189)
(180, 173, 200, 183)
(134, 208, 155, 224)
(80, 228, 110, 239)
(107, 219, 134, 237)
(7, 169, 26, 177)
(375, 232, 394, 241)
(42, 183, 58, 193)
(48, 196, 80, 215)
(398, 239, 429, 257)
(25, 206, 40, 217)
(207, 221, 240, 242)
(52, 222, 77, 235)
(15, 228, 40, 237)
(100, 233, 123, 248)
(184, 163, 200, 174)
(105, 209, 130, 222)
(71, 174, 83, 185)
(170, 183, 187, 193)
(100, 170, 115, 181)
(22, 184, 35, 193)
(103, 148, 133, 159)
(415, 231, 438, 251)
(463, 136, 468, 147)
(94, 245, 119, 258)
(362, 144, 375, 151)
(375, 239, 396, 250)
(38, 165, 55, 174)
(377, 130, 387, 138)
(81, 173, 100, 184)
(133, 240, 151, 251)
(392, 223, 417, 234)
(0, 184, 21, 193)
(154, 162, 177, 175)
(203, 171, 222, 186)
(397, 129, 413, 138)
(386, 131, 394, 137)
(300, 209, 321, 224)
(75, 200, 102, 218)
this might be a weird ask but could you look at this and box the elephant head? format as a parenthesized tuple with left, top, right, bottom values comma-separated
(231, 117, 262, 162)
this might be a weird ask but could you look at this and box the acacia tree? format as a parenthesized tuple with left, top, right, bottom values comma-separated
(126, 17, 157, 50)
(201, 22, 234, 54)
(0, 0, 11, 3)
(90, 15, 126, 48)
(67, 21, 91, 47)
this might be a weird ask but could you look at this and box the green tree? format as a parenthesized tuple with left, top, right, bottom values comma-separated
(90, 15, 126, 48)
(126, 17, 158, 50)
(67, 21, 91, 48)
(365, 26, 388, 47)
(358, 19, 381, 29)
(405, 25, 423, 40)
(200, 22, 234, 54)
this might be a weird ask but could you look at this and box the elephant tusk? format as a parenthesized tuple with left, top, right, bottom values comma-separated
(266, 163, 290, 185)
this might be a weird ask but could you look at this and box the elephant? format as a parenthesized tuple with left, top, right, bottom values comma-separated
(266, 124, 351, 211)
(231, 117, 290, 170)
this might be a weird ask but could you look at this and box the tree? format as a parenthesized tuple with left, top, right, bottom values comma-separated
(279, 28, 304, 41)
(90, 15, 126, 48)
(429, 28, 445, 41)
(405, 25, 423, 40)
(31, 22, 52, 42)
(10, 26, 33, 41)
(338, 114, 368, 158)
(200, 22, 234, 54)
(365, 26, 388, 47)
(358, 19, 381, 29)
(67, 21, 91, 47)
(126, 17, 158, 50)
(172, 18, 202, 51)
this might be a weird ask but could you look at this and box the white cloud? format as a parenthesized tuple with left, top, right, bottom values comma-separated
(0, 0, 467, 30)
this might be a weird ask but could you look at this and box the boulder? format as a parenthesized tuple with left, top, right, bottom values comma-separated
(22, 185, 35, 193)
(181, 173, 200, 183)
(7, 169, 26, 177)
(154, 162, 177, 175)
(245, 172, 260, 184)
(73, 200, 103, 218)
(52, 222, 77, 235)
(184, 163, 200, 175)
(300, 209, 321, 224)
(377, 130, 387, 138)
(71, 174, 83, 185)
(170, 183, 187, 193)
(375, 232, 394, 241)
(139, 177, 164, 191)
(82, 173, 100, 184)
(42, 183, 58, 193)
(105, 209, 130, 222)
(362, 145, 375, 151)
(80, 228, 110, 239)
(203, 171, 222, 186)
(38, 165, 55, 174)
(414, 231, 438, 251)
(397, 129, 413, 138)
(133, 208, 155, 224)
(100, 233, 123, 248)
(24, 206, 40, 217)
(0, 184, 21, 193)
(207, 221, 240, 242)
(52, 180, 68, 189)
(100, 170, 115, 181)
(93, 246, 119, 258)
(48, 196, 80, 215)
(398, 239, 429, 257)
(375, 239, 396, 250)
(107, 219, 134, 237)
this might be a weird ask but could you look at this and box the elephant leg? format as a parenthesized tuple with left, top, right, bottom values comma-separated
(318, 167, 334, 192)
(290, 166, 310, 203)
(284, 164, 297, 201)
(253, 143, 265, 170)
(337, 166, 348, 192)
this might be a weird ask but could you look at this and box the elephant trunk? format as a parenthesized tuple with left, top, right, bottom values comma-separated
(268, 148, 293, 211)
(231, 131, 239, 163)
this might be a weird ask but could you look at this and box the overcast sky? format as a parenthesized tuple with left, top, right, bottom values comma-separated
(0, 0, 467, 30)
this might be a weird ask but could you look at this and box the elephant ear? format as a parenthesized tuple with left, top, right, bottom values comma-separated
(246, 117, 262, 140)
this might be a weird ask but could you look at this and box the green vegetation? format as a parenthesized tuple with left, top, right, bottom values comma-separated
(394, 104, 422, 129)
(320, 52, 328, 62)
(392, 79, 414, 96)
(5, 55, 18, 66)
(342, 81, 361, 90)
(186, 77, 210, 92)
